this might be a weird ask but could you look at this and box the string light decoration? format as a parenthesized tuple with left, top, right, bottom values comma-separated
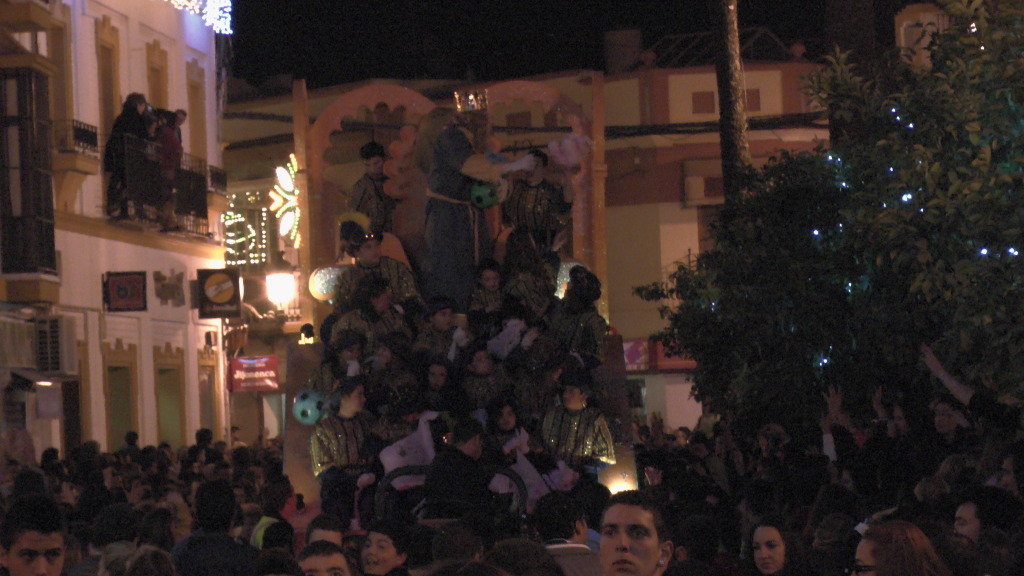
(269, 153, 302, 249)
(222, 191, 270, 268)
(167, 0, 201, 13)
(163, 0, 232, 34)
(202, 0, 233, 34)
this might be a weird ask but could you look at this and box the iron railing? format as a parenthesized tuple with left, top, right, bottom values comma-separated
(208, 165, 227, 193)
(117, 134, 210, 235)
(54, 119, 99, 158)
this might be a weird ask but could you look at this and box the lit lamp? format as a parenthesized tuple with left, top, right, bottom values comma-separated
(266, 270, 296, 313)
(599, 444, 639, 494)
(266, 250, 297, 316)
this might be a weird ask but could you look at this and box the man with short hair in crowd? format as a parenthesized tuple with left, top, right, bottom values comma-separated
(174, 109, 187, 144)
(251, 475, 297, 552)
(305, 513, 345, 548)
(423, 418, 495, 516)
(599, 490, 673, 576)
(119, 431, 141, 463)
(953, 485, 1023, 543)
(173, 479, 257, 576)
(68, 502, 137, 576)
(299, 539, 352, 576)
(534, 491, 602, 576)
(0, 494, 66, 576)
(431, 521, 484, 565)
(361, 520, 411, 576)
(230, 426, 247, 449)
(195, 428, 213, 451)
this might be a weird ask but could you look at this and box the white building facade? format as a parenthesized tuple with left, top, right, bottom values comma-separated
(0, 0, 229, 457)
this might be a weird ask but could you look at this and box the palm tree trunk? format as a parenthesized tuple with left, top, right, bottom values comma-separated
(714, 0, 751, 200)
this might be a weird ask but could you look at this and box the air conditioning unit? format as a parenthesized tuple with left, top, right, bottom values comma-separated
(34, 316, 78, 375)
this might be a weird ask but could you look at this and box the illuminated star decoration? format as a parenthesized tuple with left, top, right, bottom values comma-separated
(270, 153, 302, 249)
(203, 0, 233, 34)
(163, 0, 232, 34)
(166, 0, 201, 13)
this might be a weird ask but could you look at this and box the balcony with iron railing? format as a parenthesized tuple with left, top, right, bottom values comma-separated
(207, 164, 230, 236)
(209, 165, 227, 193)
(107, 135, 228, 238)
(114, 134, 208, 235)
(53, 118, 100, 211)
(54, 119, 98, 158)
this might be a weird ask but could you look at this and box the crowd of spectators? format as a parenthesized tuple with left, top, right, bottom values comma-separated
(2, 336, 1024, 576)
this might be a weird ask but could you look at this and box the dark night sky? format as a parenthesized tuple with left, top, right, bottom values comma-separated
(231, 1, 898, 88)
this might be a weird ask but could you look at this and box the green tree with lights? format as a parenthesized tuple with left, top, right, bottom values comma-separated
(637, 0, 1024, 435)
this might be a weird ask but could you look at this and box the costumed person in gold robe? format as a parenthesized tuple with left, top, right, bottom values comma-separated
(333, 216, 420, 314)
(310, 375, 380, 530)
(365, 331, 419, 418)
(459, 342, 513, 414)
(506, 330, 567, 433)
(333, 276, 412, 362)
(502, 149, 573, 252)
(501, 226, 557, 323)
(308, 329, 365, 398)
(468, 258, 503, 338)
(414, 295, 470, 362)
(421, 90, 538, 312)
(541, 368, 615, 473)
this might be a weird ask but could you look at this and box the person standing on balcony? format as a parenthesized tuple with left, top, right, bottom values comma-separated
(103, 93, 149, 220)
(156, 109, 183, 232)
(351, 142, 395, 234)
(174, 109, 188, 145)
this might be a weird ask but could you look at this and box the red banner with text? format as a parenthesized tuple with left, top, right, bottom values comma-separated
(228, 356, 280, 393)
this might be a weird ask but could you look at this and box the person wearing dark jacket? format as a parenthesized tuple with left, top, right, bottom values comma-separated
(103, 93, 149, 219)
(155, 109, 182, 231)
(172, 479, 257, 576)
(423, 418, 495, 517)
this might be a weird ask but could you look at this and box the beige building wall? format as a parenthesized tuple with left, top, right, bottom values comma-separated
(641, 372, 703, 431)
(0, 0, 230, 455)
(605, 76, 642, 126)
(606, 203, 701, 340)
(602, 61, 825, 347)
(56, 228, 224, 450)
(667, 69, 785, 123)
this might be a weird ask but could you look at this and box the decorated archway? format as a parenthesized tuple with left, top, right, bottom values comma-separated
(306, 84, 437, 273)
(301, 77, 606, 321)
